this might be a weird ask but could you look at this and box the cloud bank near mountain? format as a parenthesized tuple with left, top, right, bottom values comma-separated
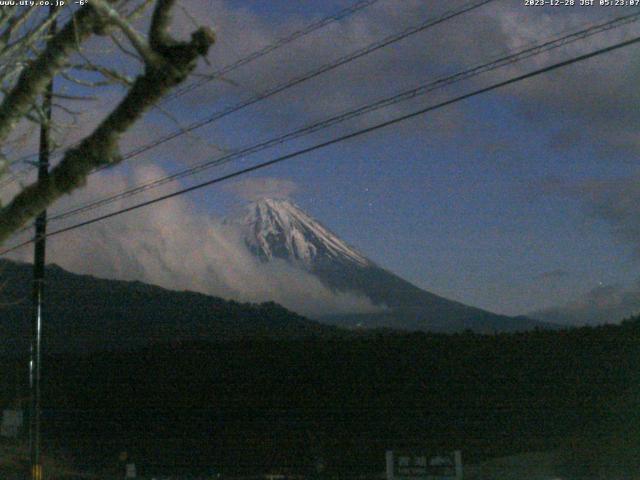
(529, 175, 640, 325)
(531, 281, 640, 326)
(5, 169, 379, 318)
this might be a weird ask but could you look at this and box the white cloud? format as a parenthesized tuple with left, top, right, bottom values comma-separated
(162, 0, 640, 159)
(6, 166, 379, 318)
(530, 174, 640, 325)
(531, 281, 640, 326)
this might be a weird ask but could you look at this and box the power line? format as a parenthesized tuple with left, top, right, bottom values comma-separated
(102, 0, 495, 168)
(0, 0, 382, 188)
(2, 32, 638, 256)
(42, 11, 640, 226)
(2, 0, 496, 188)
(162, 0, 383, 104)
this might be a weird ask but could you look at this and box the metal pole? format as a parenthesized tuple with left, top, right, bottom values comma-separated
(30, 6, 56, 480)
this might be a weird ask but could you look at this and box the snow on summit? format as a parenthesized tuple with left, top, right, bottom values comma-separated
(230, 198, 369, 268)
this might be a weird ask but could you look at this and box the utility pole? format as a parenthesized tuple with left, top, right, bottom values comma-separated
(30, 6, 56, 480)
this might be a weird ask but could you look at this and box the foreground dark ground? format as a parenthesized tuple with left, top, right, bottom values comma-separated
(1, 317, 639, 478)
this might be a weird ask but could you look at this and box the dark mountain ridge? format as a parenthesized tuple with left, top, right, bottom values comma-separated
(0, 259, 341, 355)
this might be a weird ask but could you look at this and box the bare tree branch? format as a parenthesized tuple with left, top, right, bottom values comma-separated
(149, 0, 176, 50)
(110, 31, 144, 63)
(91, 0, 161, 66)
(0, 1, 215, 243)
(0, 4, 107, 145)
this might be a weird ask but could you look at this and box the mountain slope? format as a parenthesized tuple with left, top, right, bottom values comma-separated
(0, 259, 341, 355)
(230, 198, 556, 333)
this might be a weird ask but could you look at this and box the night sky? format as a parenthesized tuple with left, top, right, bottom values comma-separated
(3, 0, 640, 324)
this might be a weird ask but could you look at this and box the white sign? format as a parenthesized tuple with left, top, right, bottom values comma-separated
(386, 450, 463, 480)
(1, 409, 23, 438)
(126, 463, 137, 478)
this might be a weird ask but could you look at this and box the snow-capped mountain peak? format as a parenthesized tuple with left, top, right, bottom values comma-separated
(230, 197, 369, 268)
(223, 197, 552, 334)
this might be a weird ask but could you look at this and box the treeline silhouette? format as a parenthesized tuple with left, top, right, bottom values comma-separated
(1, 316, 639, 477)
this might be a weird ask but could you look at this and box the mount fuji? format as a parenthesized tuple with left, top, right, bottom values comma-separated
(227, 198, 554, 333)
